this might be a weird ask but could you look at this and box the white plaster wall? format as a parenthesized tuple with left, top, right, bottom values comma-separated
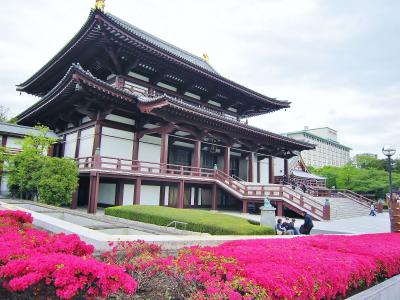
(78, 127, 95, 158)
(140, 185, 160, 205)
(101, 127, 134, 160)
(259, 158, 269, 184)
(98, 183, 116, 205)
(64, 132, 77, 158)
(123, 184, 134, 206)
(274, 158, 285, 177)
(6, 136, 23, 150)
(138, 135, 161, 173)
(105, 114, 135, 126)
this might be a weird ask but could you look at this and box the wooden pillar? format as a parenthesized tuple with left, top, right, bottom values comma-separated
(223, 146, 230, 175)
(284, 159, 289, 180)
(160, 129, 169, 170)
(248, 153, 254, 182)
(211, 183, 217, 210)
(132, 133, 140, 161)
(1, 135, 7, 148)
(134, 177, 141, 205)
(60, 136, 66, 157)
(276, 201, 284, 216)
(159, 185, 166, 206)
(268, 156, 275, 184)
(257, 158, 261, 183)
(192, 140, 201, 169)
(115, 182, 124, 206)
(47, 145, 54, 157)
(88, 172, 99, 214)
(242, 200, 248, 213)
(0, 135, 8, 185)
(194, 187, 199, 207)
(92, 119, 102, 156)
(74, 130, 81, 158)
(70, 188, 79, 209)
(177, 180, 185, 208)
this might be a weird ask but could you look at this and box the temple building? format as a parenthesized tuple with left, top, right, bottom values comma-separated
(15, 4, 325, 217)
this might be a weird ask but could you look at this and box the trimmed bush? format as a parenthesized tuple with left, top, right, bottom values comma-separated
(105, 205, 274, 235)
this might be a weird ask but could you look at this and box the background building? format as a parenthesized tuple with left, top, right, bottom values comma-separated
(287, 127, 351, 168)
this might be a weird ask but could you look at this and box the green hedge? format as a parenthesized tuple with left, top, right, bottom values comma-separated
(105, 205, 275, 235)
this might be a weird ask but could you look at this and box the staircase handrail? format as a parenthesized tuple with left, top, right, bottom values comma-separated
(336, 189, 370, 207)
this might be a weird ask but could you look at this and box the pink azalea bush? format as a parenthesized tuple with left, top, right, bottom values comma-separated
(200, 234, 400, 299)
(0, 210, 137, 299)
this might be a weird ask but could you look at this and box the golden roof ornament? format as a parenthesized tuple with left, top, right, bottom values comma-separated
(95, 0, 105, 11)
(202, 53, 210, 63)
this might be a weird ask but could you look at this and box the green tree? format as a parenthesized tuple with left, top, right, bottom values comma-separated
(38, 157, 78, 206)
(5, 126, 78, 205)
(354, 155, 385, 170)
(6, 126, 55, 199)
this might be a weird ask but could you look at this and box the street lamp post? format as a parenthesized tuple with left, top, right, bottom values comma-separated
(382, 145, 397, 232)
(382, 145, 396, 205)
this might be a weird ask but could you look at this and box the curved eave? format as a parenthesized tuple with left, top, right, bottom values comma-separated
(16, 64, 134, 123)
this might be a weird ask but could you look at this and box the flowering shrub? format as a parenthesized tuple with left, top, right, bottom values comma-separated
(0, 209, 33, 226)
(205, 234, 400, 299)
(102, 240, 167, 292)
(0, 210, 137, 299)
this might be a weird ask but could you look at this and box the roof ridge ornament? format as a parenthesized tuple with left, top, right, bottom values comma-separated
(202, 53, 210, 63)
(95, 0, 105, 11)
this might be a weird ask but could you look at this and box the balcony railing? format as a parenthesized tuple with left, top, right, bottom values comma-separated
(78, 155, 326, 219)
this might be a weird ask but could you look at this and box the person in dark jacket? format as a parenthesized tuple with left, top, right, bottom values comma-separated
(299, 212, 314, 234)
(287, 218, 299, 235)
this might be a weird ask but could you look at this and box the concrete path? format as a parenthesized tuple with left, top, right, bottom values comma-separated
(220, 211, 391, 234)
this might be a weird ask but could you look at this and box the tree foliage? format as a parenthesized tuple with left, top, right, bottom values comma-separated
(38, 157, 78, 206)
(310, 155, 400, 199)
(4, 126, 78, 206)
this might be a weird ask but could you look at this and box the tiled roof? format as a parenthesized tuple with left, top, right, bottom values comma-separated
(0, 122, 58, 138)
(107, 13, 219, 75)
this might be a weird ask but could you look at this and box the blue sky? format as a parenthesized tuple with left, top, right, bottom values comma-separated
(0, 0, 398, 157)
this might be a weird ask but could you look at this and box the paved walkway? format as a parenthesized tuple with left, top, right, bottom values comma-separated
(221, 211, 391, 234)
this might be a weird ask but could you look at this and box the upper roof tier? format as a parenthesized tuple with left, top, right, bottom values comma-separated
(17, 9, 290, 118)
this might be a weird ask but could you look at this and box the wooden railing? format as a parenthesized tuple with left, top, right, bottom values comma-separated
(77, 156, 215, 179)
(77, 155, 327, 220)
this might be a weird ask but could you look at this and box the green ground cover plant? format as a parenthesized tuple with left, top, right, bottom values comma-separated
(105, 205, 274, 235)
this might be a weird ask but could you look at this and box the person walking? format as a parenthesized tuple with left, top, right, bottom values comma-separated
(299, 211, 314, 234)
(369, 203, 376, 216)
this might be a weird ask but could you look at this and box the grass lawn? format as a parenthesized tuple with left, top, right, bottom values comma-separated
(104, 205, 275, 235)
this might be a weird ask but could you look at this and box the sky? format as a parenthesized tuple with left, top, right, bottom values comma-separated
(0, 0, 399, 157)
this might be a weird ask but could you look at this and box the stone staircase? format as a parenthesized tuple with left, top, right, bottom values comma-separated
(316, 197, 370, 220)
